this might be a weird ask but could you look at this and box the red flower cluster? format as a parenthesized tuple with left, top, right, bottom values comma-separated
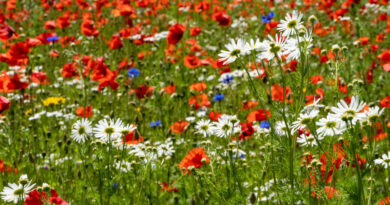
(25, 189, 68, 205)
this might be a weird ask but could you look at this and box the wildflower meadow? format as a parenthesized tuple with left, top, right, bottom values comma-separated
(1, 0, 390, 204)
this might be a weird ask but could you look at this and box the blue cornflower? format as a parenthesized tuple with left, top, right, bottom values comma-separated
(213, 94, 225, 102)
(128, 67, 140, 78)
(46, 36, 59, 42)
(149, 120, 162, 128)
(232, 149, 246, 161)
(259, 121, 270, 129)
(112, 182, 119, 190)
(222, 75, 234, 84)
(261, 12, 275, 23)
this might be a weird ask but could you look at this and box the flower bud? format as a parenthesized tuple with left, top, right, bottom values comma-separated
(308, 15, 318, 24)
(331, 44, 340, 53)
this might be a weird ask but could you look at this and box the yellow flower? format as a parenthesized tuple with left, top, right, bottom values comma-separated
(43, 97, 66, 107)
(25, 109, 32, 116)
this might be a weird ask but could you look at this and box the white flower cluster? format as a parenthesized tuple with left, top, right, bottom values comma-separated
(194, 114, 241, 138)
(71, 117, 136, 145)
(289, 97, 384, 147)
(218, 11, 312, 65)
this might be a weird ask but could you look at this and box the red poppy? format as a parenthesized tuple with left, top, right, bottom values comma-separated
(178, 147, 210, 174)
(284, 60, 298, 72)
(183, 54, 200, 69)
(379, 50, 390, 63)
(124, 131, 144, 145)
(0, 23, 18, 41)
(167, 24, 185, 45)
(107, 34, 123, 50)
(49, 50, 60, 57)
(31, 71, 49, 85)
(76, 0, 90, 9)
(44, 20, 56, 30)
(0, 160, 17, 174)
(190, 27, 201, 36)
(324, 186, 339, 199)
(170, 120, 189, 134)
(380, 96, 390, 107)
(49, 189, 69, 205)
(219, 67, 231, 74)
(61, 63, 78, 78)
(319, 55, 328, 64)
(189, 82, 207, 91)
(209, 111, 222, 121)
(241, 101, 258, 110)
(163, 84, 176, 95)
(0, 41, 31, 66)
(237, 122, 254, 141)
(194, 1, 210, 13)
(0, 96, 11, 113)
(56, 16, 71, 29)
(25, 190, 47, 205)
(81, 19, 99, 37)
(212, 11, 231, 26)
(212, 58, 226, 69)
(0, 73, 29, 92)
(356, 36, 370, 45)
(118, 4, 136, 17)
(133, 85, 154, 99)
(97, 70, 119, 91)
(76, 106, 93, 118)
(271, 84, 293, 103)
(188, 93, 210, 109)
(384, 64, 390, 73)
(246, 109, 271, 123)
(311, 75, 323, 84)
(379, 197, 390, 205)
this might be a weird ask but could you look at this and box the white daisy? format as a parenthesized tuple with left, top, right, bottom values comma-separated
(316, 115, 346, 137)
(218, 39, 247, 65)
(156, 140, 175, 157)
(119, 123, 137, 136)
(374, 151, 390, 168)
(274, 121, 291, 136)
(244, 38, 265, 54)
(257, 35, 287, 61)
(329, 96, 366, 125)
(219, 114, 240, 127)
(277, 10, 304, 37)
(362, 106, 384, 124)
(93, 118, 123, 144)
(211, 118, 241, 138)
(284, 31, 312, 61)
(71, 118, 92, 143)
(195, 119, 213, 137)
(302, 97, 324, 113)
(1, 176, 35, 204)
(291, 109, 319, 132)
